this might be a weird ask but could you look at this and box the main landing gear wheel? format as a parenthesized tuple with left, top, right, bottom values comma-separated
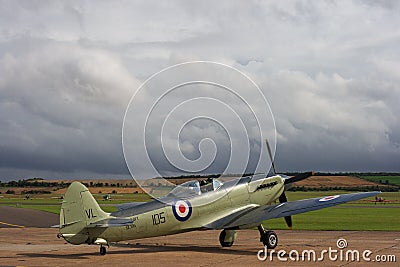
(100, 245, 107, 255)
(219, 229, 236, 247)
(258, 225, 278, 249)
(262, 231, 278, 249)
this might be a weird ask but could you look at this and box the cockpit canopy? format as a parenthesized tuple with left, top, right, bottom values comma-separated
(168, 180, 201, 198)
(167, 178, 223, 198)
(212, 179, 223, 191)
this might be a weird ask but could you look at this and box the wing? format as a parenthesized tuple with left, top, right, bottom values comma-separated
(205, 191, 380, 229)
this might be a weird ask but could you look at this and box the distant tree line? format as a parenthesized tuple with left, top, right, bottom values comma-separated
(0, 179, 139, 189)
(162, 172, 400, 180)
(0, 180, 66, 188)
(21, 190, 52, 194)
(283, 172, 400, 176)
(289, 185, 397, 192)
(163, 173, 255, 180)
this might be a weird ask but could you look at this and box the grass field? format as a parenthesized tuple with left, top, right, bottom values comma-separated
(1, 191, 399, 231)
(266, 191, 400, 230)
(359, 175, 400, 186)
(0, 204, 118, 214)
(263, 207, 400, 231)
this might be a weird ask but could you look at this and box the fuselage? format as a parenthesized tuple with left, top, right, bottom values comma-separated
(90, 175, 284, 243)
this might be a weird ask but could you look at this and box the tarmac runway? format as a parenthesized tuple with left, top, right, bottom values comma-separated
(0, 207, 398, 266)
(0, 206, 59, 228)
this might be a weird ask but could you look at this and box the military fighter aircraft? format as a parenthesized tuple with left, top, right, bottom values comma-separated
(57, 142, 380, 255)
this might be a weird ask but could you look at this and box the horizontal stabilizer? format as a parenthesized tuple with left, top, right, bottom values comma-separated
(86, 217, 134, 228)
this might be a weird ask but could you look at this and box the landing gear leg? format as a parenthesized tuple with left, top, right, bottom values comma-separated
(258, 224, 278, 249)
(100, 245, 107, 256)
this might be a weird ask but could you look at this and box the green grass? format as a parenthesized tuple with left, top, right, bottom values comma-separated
(261, 191, 400, 231)
(0, 198, 62, 204)
(358, 175, 400, 186)
(92, 193, 153, 203)
(263, 206, 400, 231)
(101, 206, 118, 213)
(1, 203, 119, 214)
(19, 205, 62, 214)
(0, 192, 145, 214)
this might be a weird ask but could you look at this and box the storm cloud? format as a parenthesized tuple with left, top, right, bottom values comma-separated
(0, 1, 399, 180)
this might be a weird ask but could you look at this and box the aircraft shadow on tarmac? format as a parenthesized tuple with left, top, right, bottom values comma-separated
(18, 243, 258, 259)
(112, 243, 257, 255)
(18, 252, 94, 260)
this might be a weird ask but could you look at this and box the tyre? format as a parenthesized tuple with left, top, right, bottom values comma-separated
(219, 230, 234, 247)
(100, 246, 107, 255)
(261, 230, 278, 249)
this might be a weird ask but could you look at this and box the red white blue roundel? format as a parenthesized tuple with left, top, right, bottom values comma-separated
(319, 195, 340, 202)
(172, 200, 192, 222)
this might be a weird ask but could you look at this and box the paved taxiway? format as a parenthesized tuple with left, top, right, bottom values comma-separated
(0, 206, 58, 228)
(0, 207, 398, 266)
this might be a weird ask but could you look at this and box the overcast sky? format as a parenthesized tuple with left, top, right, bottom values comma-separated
(1, 1, 399, 181)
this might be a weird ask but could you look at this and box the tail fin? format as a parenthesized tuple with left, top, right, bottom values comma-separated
(59, 181, 109, 244)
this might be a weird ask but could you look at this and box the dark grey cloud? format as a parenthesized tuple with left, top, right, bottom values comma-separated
(0, 36, 138, 180)
(0, 1, 399, 181)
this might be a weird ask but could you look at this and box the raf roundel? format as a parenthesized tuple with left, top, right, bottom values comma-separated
(319, 195, 340, 202)
(172, 200, 192, 222)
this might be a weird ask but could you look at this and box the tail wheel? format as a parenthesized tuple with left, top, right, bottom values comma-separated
(261, 230, 278, 249)
(219, 230, 234, 247)
(100, 245, 107, 256)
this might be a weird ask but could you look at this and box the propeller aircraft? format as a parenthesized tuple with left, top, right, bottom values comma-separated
(57, 141, 380, 255)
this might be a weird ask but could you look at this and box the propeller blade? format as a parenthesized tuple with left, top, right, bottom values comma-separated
(279, 171, 314, 228)
(284, 215, 292, 229)
(265, 139, 276, 174)
(279, 192, 288, 203)
(278, 192, 292, 229)
(284, 171, 314, 185)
